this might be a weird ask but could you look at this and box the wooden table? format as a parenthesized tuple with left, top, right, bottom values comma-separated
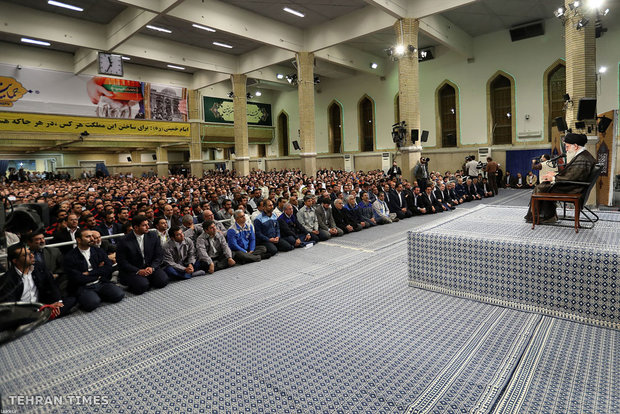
(531, 193, 581, 233)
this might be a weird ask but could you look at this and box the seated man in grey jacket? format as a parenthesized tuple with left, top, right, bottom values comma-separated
(162, 227, 205, 280)
(297, 195, 330, 241)
(316, 197, 343, 238)
(372, 191, 397, 224)
(196, 220, 236, 273)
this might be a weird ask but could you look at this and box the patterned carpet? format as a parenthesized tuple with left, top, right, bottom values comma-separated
(1, 190, 618, 413)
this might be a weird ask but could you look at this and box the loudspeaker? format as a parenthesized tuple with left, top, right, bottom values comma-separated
(598, 116, 612, 133)
(577, 98, 597, 120)
(292, 140, 301, 150)
(555, 117, 568, 132)
(152, 154, 157, 161)
(127, 156, 132, 162)
(421, 130, 429, 143)
(411, 129, 419, 142)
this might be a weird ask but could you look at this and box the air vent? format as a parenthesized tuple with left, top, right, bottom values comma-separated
(509, 20, 544, 42)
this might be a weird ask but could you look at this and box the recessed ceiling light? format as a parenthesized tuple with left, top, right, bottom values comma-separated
(48, 0, 83, 12)
(167, 64, 185, 70)
(213, 41, 233, 49)
(599, 66, 607, 73)
(146, 25, 172, 34)
(122, 56, 130, 61)
(255, 91, 262, 97)
(276, 73, 284, 80)
(21, 37, 51, 46)
(192, 23, 216, 32)
(370, 62, 378, 69)
(283, 7, 305, 17)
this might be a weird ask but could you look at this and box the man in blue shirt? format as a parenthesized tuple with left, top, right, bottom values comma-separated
(254, 199, 293, 256)
(226, 210, 270, 264)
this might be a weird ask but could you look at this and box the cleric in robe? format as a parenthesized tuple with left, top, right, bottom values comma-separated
(524, 132, 596, 223)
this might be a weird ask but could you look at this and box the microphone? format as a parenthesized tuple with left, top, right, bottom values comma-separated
(548, 153, 566, 162)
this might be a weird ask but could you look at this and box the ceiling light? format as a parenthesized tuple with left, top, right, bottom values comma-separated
(276, 73, 284, 80)
(588, 0, 603, 9)
(167, 64, 185, 70)
(122, 56, 130, 61)
(255, 91, 262, 96)
(213, 41, 233, 49)
(603, 8, 609, 15)
(370, 62, 378, 69)
(227, 92, 234, 98)
(599, 66, 607, 73)
(146, 25, 172, 33)
(554, 7, 565, 17)
(283, 7, 305, 18)
(48, 0, 83, 12)
(394, 45, 405, 56)
(192, 23, 216, 32)
(21, 37, 51, 46)
(246, 93, 253, 99)
(575, 17, 589, 29)
(408, 45, 417, 54)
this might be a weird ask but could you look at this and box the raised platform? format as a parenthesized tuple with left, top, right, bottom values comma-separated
(408, 205, 620, 330)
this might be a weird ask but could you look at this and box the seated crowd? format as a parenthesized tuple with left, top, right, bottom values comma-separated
(0, 163, 500, 318)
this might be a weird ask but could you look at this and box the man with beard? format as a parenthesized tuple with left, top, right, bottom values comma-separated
(524, 133, 596, 223)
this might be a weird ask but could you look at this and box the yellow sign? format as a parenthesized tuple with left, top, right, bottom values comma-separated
(0, 112, 191, 136)
(0, 77, 28, 107)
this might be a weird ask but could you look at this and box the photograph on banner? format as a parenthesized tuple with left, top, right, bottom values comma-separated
(204, 96, 272, 126)
(0, 64, 188, 122)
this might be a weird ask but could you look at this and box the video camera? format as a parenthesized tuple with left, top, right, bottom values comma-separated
(391, 121, 407, 147)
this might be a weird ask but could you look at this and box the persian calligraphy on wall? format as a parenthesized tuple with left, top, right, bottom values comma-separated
(0, 112, 190, 136)
(204, 96, 272, 126)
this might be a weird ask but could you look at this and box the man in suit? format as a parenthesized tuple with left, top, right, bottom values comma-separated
(332, 198, 358, 234)
(388, 183, 413, 219)
(410, 186, 428, 215)
(434, 183, 454, 211)
(116, 215, 169, 295)
(388, 161, 402, 181)
(64, 229, 124, 312)
(0, 243, 76, 318)
(277, 203, 315, 248)
(97, 211, 122, 245)
(421, 185, 442, 213)
(162, 227, 205, 280)
(23, 231, 69, 297)
(52, 214, 79, 254)
(525, 133, 596, 223)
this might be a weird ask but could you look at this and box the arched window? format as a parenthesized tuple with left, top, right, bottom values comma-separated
(358, 95, 375, 152)
(546, 62, 566, 142)
(278, 112, 289, 156)
(488, 72, 515, 145)
(437, 82, 458, 147)
(328, 101, 343, 153)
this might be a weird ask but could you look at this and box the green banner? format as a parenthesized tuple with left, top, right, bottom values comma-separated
(204, 96, 272, 126)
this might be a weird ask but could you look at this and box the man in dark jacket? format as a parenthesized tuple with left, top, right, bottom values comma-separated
(64, 229, 124, 312)
(277, 203, 313, 248)
(117, 215, 169, 295)
(0, 243, 76, 318)
(332, 199, 359, 234)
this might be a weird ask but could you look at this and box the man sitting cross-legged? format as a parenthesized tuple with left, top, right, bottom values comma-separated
(162, 226, 205, 280)
(117, 215, 169, 295)
(227, 210, 270, 264)
(254, 199, 294, 256)
(196, 220, 236, 274)
(64, 228, 124, 312)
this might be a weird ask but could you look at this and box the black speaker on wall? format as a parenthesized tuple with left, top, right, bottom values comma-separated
(420, 130, 429, 143)
(411, 129, 419, 143)
(292, 140, 301, 150)
(152, 154, 157, 161)
(598, 116, 612, 133)
(127, 157, 132, 162)
(555, 117, 568, 132)
(577, 98, 597, 120)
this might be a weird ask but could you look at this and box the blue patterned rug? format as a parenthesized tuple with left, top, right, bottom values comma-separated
(1, 191, 618, 413)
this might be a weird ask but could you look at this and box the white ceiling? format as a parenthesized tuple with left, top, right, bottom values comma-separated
(0, 0, 616, 87)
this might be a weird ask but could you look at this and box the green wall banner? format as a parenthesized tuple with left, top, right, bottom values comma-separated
(204, 96, 272, 126)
